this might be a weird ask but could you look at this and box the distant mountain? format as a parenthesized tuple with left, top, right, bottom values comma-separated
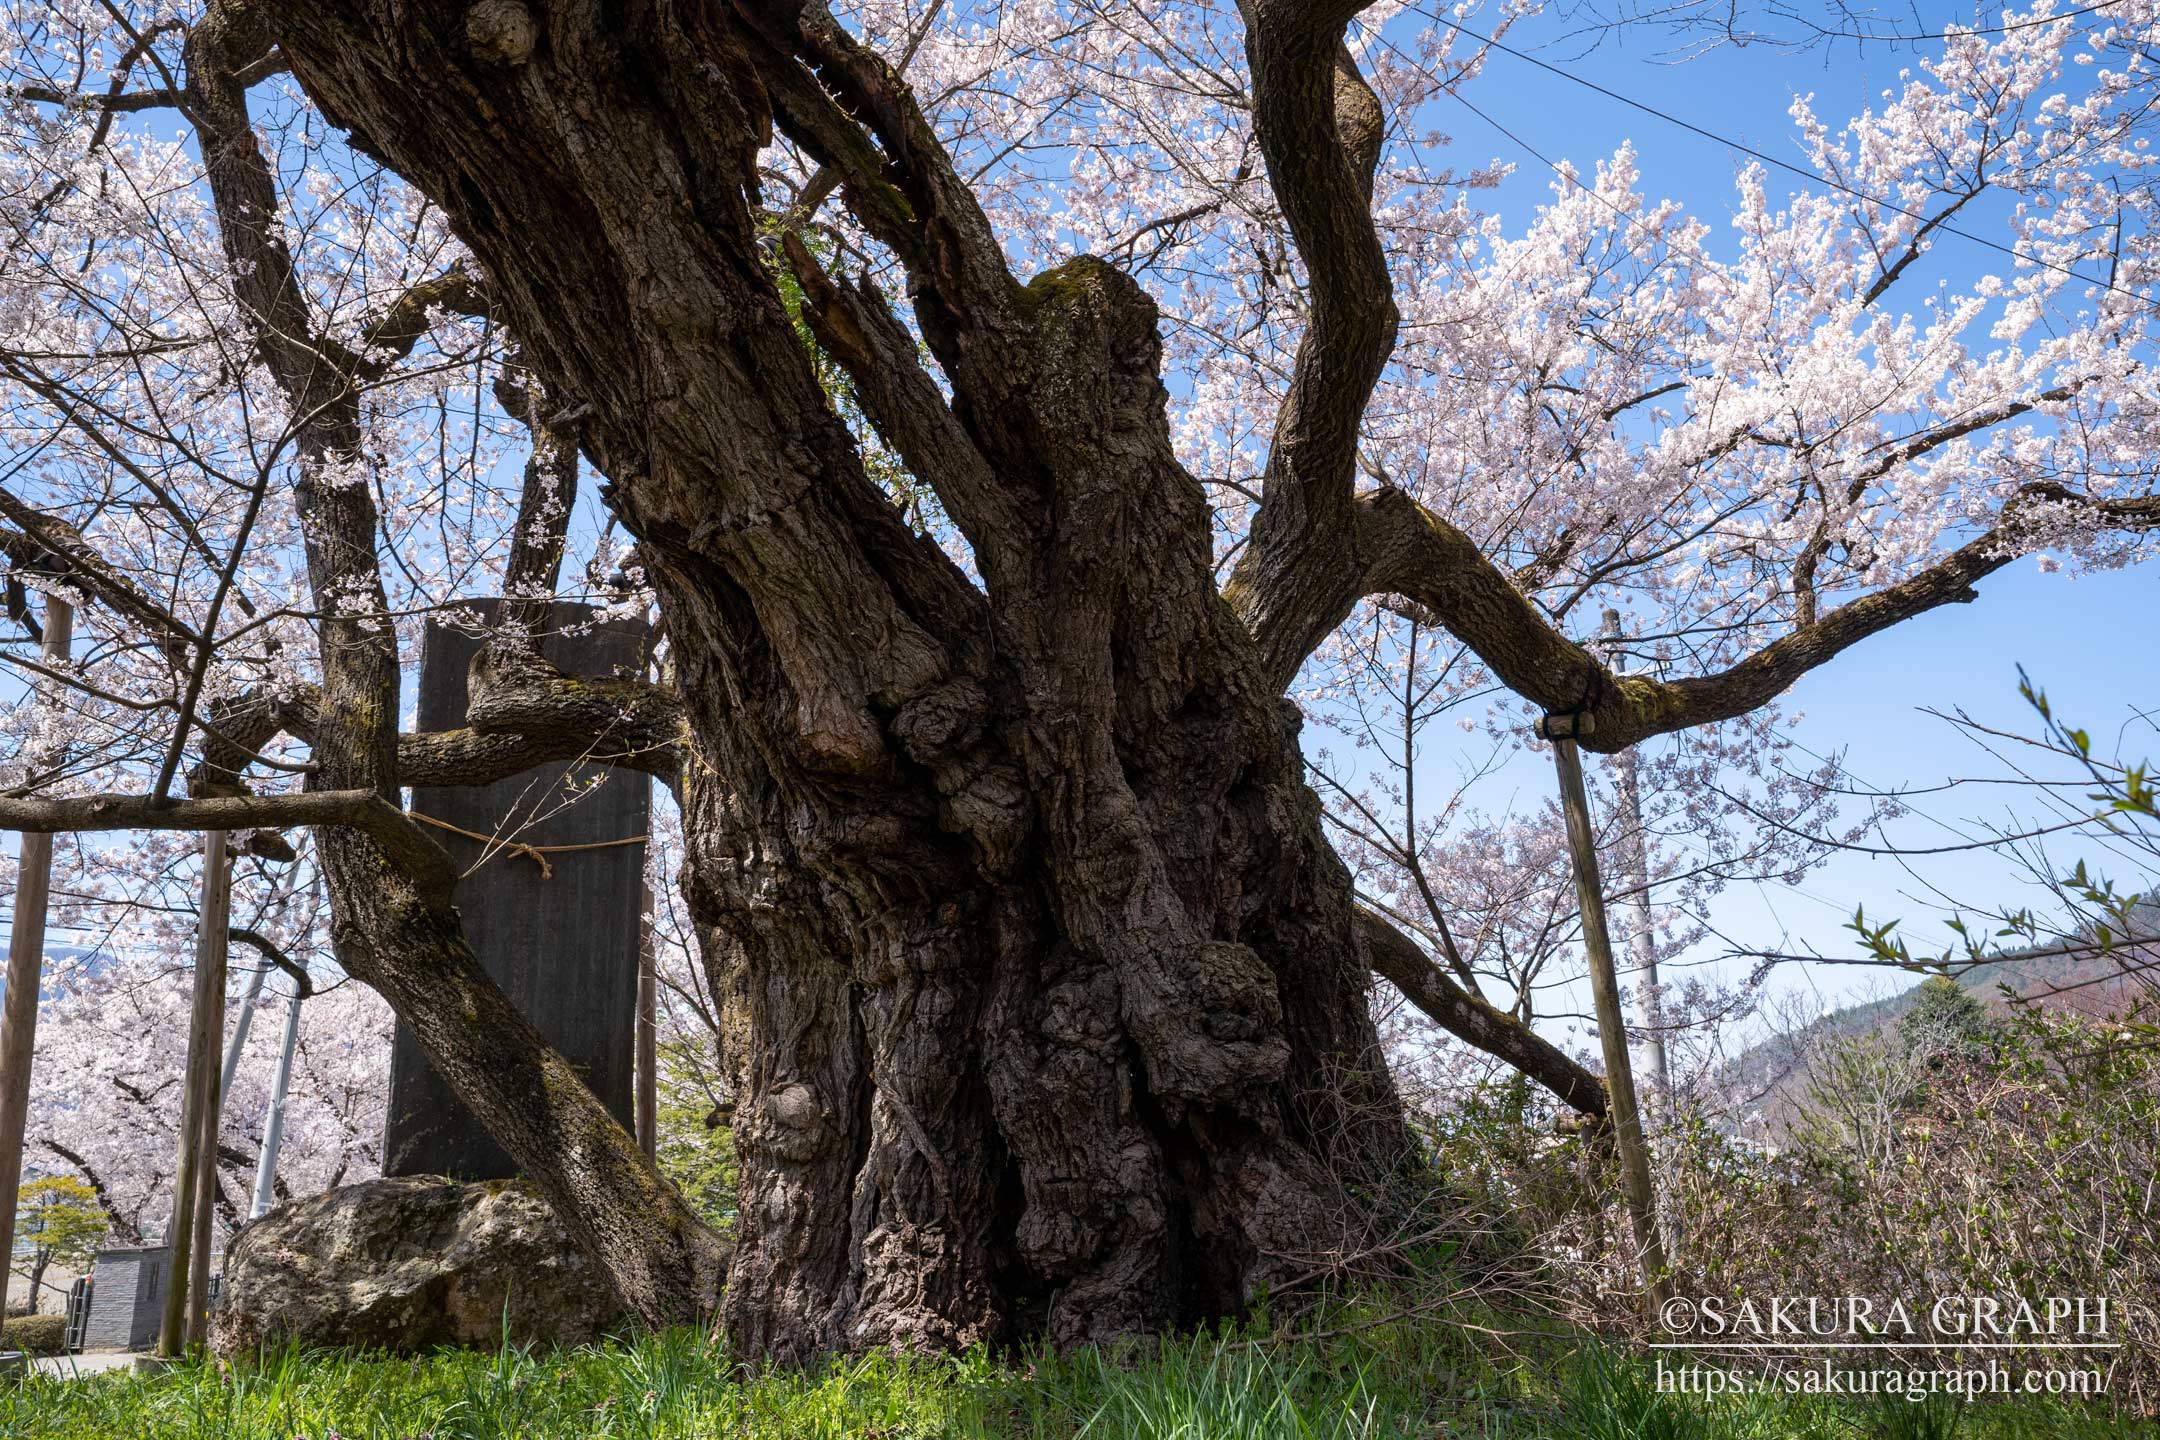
(0, 943, 111, 1010)
(1717, 902, 2156, 1137)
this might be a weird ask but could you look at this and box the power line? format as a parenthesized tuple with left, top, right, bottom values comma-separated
(1795, 0, 2125, 44)
(1437, 74, 1677, 247)
(1419, 8, 2153, 308)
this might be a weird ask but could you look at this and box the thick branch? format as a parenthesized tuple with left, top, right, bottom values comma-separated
(191, 688, 315, 798)
(459, 645, 687, 788)
(0, 790, 454, 898)
(1224, 7, 1400, 687)
(356, 264, 490, 379)
(1363, 484, 2160, 752)
(749, 10, 1090, 506)
(193, 676, 686, 795)
(1356, 908, 1608, 1118)
(0, 507, 197, 666)
(187, 5, 356, 403)
(9, 84, 181, 113)
(778, 234, 1023, 565)
(738, 0, 1016, 341)
(490, 359, 583, 638)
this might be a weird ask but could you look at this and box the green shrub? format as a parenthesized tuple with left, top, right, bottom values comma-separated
(1, 1315, 67, 1355)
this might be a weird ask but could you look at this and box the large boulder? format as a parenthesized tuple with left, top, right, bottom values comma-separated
(215, 1176, 630, 1355)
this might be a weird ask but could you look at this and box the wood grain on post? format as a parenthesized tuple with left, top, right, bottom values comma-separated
(1545, 718, 1673, 1309)
(0, 597, 73, 1302)
(637, 883, 656, 1161)
(156, 828, 232, 1357)
(183, 943, 230, 1347)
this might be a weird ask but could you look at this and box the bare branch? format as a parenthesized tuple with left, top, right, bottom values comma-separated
(1357, 907, 1608, 1118)
(8, 83, 182, 113)
(228, 927, 314, 996)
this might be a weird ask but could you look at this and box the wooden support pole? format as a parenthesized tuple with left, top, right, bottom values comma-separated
(156, 828, 231, 1358)
(1544, 713, 1672, 1308)
(636, 883, 657, 1161)
(0, 596, 73, 1304)
(1601, 611, 1682, 1266)
(183, 944, 231, 1347)
(186, 951, 271, 1315)
(1599, 612, 1671, 1113)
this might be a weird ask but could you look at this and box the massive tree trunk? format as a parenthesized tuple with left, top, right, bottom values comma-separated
(250, 0, 1416, 1355)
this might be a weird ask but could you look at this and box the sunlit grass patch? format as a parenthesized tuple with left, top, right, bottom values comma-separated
(2, 1322, 2150, 1439)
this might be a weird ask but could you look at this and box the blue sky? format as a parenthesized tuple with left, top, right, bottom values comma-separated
(1409, 4, 2160, 1023)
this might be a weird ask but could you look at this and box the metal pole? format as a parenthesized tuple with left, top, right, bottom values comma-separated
(636, 883, 656, 1160)
(213, 960, 270, 1116)
(1545, 716, 1671, 1307)
(0, 596, 72, 1307)
(1600, 612, 1671, 1114)
(156, 829, 231, 1358)
(249, 988, 303, 1219)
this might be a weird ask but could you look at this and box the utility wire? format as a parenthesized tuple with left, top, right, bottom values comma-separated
(1790, 0, 2124, 44)
(1418, 7, 2154, 308)
(1438, 74, 1671, 244)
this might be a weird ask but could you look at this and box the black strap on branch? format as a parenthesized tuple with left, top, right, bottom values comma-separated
(1535, 650, 1609, 741)
(4, 548, 75, 643)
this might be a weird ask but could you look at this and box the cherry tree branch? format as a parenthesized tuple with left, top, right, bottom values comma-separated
(1356, 907, 1608, 1118)
(7, 84, 182, 113)
(228, 928, 315, 996)
(0, 790, 455, 898)
(1361, 484, 2160, 752)
(36, 1140, 143, 1244)
(354, 263, 490, 381)
(736, 0, 1016, 340)
(489, 357, 586, 639)
(191, 670, 686, 798)
(1224, 3, 1401, 688)
(0, 510, 198, 666)
(777, 233, 1021, 560)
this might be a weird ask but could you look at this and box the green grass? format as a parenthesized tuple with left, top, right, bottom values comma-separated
(1, 1323, 2149, 1439)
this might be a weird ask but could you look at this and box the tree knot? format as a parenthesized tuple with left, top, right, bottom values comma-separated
(467, 1, 538, 66)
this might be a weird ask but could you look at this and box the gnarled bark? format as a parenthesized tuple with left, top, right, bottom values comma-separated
(254, 0, 1417, 1357)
